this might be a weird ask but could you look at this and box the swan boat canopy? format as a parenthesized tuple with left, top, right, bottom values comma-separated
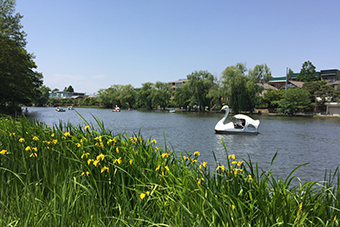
(214, 105, 260, 134)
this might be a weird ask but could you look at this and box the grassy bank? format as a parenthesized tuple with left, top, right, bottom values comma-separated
(0, 115, 339, 226)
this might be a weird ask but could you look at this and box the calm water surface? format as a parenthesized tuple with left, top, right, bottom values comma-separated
(28, 107, 340, 184)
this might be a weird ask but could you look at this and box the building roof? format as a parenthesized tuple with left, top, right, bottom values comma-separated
(267, 74, 298, 83)
(327, 80, 340, 86)
(289, 80, 304, 88)
(261, 83, 277, 90)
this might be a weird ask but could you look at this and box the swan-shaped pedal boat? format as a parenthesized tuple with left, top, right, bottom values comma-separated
(214, 105, 260, 134)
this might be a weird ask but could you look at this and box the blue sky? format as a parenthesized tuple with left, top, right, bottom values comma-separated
(16, 0, 340, 94)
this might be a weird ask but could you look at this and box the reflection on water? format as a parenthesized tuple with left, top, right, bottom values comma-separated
(28, 107, 340, 184)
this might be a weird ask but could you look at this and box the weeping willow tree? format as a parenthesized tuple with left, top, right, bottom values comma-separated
(185, 70, 215, 112)
(222, 63, 271, 113)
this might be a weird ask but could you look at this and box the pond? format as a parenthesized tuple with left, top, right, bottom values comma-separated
(28, 107, 340, 184)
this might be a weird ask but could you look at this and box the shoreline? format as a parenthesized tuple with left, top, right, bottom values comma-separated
(23, 106, 340, 118)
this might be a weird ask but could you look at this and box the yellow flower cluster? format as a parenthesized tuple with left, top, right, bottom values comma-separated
(183, 155, 198, 163)
(197, 177, 204, 185)
(25, 146, 38, 158)
(94, 136, 104, 148)
(107, 138, 117, 145)
(161, 153, 169, 159)
(0, 150, 8, 155)
(140, 191, 150, 200)
(113, 157, 122, 165)
(81, 171, 90, 176)
(80, 137, 87, 143)
(216, 165, 226, 172)
(131, 137, 138, 144)
(81, 151, 90, 159)
(199, 162, 207, 169)
(101, 166, 109, 173)
(226, 154, 245, 177)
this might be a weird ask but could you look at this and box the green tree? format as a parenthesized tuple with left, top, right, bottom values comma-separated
(206, 76, 225, 110)
(137, 82, 154, 110)
(64, 85, 74, 93)
(246, 64, 272, 111)
(0, 0, 43, 114)
(34, 85, 50, 106)
(222, 64, 247, 113)
(287, 68, 294, 78)
(47, 98, 59, 106)
(262, 88, 284, 109)
(98, 86, 118, 108)
(303, 80, 335, 111)
(118, 84, 136, 109)
(150, 81, 172, 110)
(297, 61, 317, 82)
(81, 97, 91, 106)
(173, 83, 192, 111)
(222, 63, 271, 113)
(186, 70, 215, 111)
(274, 88, 313, 115)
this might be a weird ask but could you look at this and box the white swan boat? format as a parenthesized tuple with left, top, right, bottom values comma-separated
(214, 105, 260, 134)
(113, 105, 121, 112)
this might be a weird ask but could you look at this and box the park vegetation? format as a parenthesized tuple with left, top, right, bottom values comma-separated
(1, 115, 340, 226)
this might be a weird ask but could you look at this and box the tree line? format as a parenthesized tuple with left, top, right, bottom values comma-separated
(93, 63, 272, 113)
(43, 61, 340, 116)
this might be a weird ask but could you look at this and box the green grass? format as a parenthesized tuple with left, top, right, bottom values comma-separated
(0, 114, 339, 226)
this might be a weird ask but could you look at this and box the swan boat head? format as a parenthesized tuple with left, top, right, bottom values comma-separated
(214, 105, 260, 134)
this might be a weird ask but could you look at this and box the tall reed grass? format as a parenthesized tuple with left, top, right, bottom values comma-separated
(0, 114, 339, 226)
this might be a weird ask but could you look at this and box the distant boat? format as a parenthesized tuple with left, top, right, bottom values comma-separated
(169, 108, 175, 113)
(67, 106, 74, 110)
(113, 105, 121, 112)
(55, 106, 66, 112)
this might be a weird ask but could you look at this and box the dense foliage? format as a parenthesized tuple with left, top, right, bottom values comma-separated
(297, 61, 318, 82)
(0, 116, 339, 226)
(222, 63, 271, 113)
(0, 0, 43, 114)
(273, 88, 314, 114)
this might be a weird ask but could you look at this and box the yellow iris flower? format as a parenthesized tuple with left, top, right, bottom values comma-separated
(216, 165, 226, 172)
(0, 150, 8, 155)
(96, 153, 105, 161)
(228, 154, 235, 160)
(101, 166, 109, 173)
